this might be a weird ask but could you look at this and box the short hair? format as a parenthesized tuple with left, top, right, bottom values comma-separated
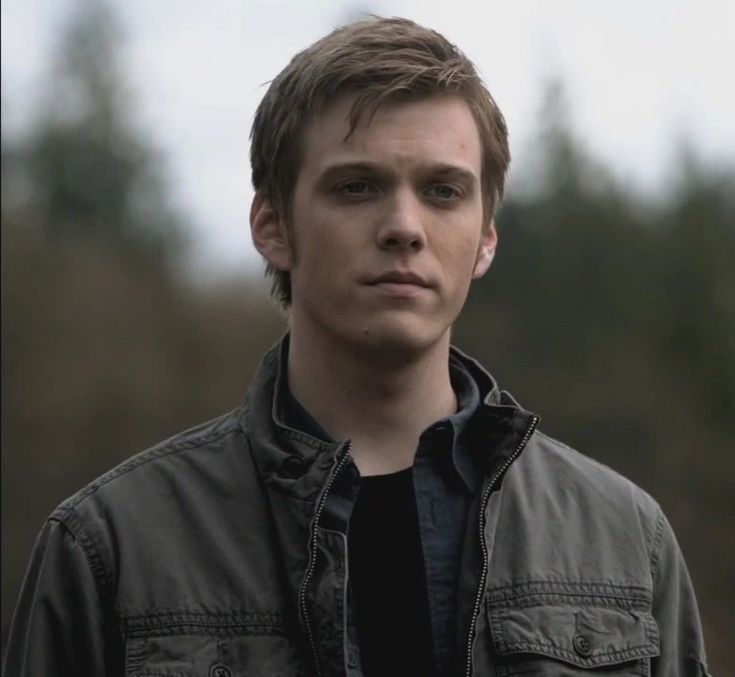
(250, 16, 510, 309)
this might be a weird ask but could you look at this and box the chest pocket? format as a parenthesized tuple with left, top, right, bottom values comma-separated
(488, 599, 660, 676)
(123, 613, 310, 677)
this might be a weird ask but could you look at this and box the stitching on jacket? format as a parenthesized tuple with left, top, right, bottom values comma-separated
(56, 417, 243, 511)
(280, 427, 329, 450)
(245, 436, 316, 505)
(123, 610, 287, 638)
(642, 610, 661, 652)
(496, 638, 656, 666)
(491, 606, 508, 658)
(125, 610, 285, 625)
(49, 512, 115, 607)
(648, 508, 666, 580)
(126, 624, 286, 639)
(124, 636, 146, 677)
(487, 580, 651, 607)
(487, 584, 661, 670)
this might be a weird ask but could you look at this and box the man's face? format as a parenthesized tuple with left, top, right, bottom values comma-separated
(254, 93, 497, 357)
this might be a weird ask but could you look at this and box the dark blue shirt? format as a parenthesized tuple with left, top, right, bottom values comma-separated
(413, 359, 481, 673)
(282, 354, 482, 676)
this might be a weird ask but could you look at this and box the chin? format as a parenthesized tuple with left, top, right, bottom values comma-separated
(343, 315, 450, 363)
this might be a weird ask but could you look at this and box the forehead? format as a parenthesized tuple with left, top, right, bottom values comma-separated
(298, 93, 483, 176)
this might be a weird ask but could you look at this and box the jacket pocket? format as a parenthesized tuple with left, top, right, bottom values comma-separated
(125, 633, 310, 677)
(123, 612, 310, 677)
(488, 598, 660, 676)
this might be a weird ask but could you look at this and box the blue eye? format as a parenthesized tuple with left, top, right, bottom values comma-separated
(428, 184, 460, 200)
(339, 181, 373, 195)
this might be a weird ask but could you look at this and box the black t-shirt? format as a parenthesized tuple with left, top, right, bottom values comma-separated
(281, 361, 482, 675)
(348, 468, 435, 676)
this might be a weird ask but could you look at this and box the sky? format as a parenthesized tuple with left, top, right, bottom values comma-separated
(2, 0, 734, 276)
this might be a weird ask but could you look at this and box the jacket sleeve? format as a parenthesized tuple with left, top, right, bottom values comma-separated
(649, 507, 711, 676)
(3, 517, 117, 677)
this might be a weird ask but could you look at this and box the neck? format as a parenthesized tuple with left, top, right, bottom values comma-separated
(287, 322, 457, 476)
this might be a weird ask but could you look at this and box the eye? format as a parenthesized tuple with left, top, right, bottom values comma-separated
(336, 180, 376, 198)
(427, 184, 461, 201)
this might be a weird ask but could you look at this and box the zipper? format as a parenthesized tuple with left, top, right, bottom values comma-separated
(298, 441, 352, 677)
(463, 415, 539, 677)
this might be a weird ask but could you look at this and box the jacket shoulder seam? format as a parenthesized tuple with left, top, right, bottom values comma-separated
(648, 506, 666, 580)
(56, 419, 243, 511)
(535, 430, 664, 570)
(49, 512, 115, 606)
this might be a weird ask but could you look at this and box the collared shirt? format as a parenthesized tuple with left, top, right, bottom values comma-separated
(413, 357, 481, 673)
(282, 354, 483, 676)
(6, 335, 707, 677)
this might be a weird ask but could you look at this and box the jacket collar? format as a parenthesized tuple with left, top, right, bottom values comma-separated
(239, 333, 539, 651)
(448, 344, 539, 481)
(242, 335, 342, 502)
(242, 335, 538, 501)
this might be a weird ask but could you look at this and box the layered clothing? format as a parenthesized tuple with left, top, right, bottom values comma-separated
(5, 339, 709, 676)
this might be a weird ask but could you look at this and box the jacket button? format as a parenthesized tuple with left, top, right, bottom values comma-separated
(281, 455, 308, 479)
(572, 633, 593, 657)
(209, 665, 231, 677)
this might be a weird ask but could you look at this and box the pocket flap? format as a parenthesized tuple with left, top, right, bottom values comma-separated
(489, 603, 660, 669)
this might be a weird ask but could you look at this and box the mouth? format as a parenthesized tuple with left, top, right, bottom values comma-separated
(367, 271, 431, 287)
(365, 271, 432, 298)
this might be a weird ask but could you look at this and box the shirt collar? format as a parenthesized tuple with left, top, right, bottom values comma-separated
(273, 336, 519, 492)
(279, 338, 481, 428)
(415, 352, 482, 492)
(282, 376, 335, 443)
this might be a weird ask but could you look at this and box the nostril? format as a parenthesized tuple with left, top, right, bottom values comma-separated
(379, 231, 425, 251)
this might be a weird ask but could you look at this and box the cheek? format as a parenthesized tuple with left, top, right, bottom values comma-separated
(292, 219, 354, 285)
(302, 211, 366, 264)
(436, 233, 484, 279)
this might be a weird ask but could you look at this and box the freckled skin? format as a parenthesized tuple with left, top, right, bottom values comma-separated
(272, 93, 496, 361)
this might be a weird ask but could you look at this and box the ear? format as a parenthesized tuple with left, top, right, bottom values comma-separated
(472, 219, 498, 279)
(250, 192, 293, 271)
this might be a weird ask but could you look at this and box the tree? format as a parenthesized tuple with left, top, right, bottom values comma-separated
(18, 0, 186, 268)
(2, 0, 194, 655)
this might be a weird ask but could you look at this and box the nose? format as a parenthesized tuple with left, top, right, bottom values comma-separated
(376, 188, 426, 252)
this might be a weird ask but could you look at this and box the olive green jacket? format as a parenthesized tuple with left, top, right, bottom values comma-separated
(5, 340, 709, 676)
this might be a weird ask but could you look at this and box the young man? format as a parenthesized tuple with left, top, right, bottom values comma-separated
(5, 17, 709, 677)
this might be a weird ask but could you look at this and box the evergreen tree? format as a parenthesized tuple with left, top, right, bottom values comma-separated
(20, 0, 185, 267)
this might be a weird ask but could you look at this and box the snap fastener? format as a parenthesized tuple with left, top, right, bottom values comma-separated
(209, 665, 231, 677)
(281, 454, 307, 479)
(572, 633, 593, 657)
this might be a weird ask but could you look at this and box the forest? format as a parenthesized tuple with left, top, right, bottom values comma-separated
(2, 3, 733, 672)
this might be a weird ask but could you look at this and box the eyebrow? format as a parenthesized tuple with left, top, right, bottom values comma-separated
(316, 161, 478, 187)
(317, 162, 380, 184)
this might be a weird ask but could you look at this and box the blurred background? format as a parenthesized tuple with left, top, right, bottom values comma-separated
(2, 0, 733, 671)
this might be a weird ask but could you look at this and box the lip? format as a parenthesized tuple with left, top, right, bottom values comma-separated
(367, 271, 431, 287)
(365, 271, 432, 298)
(369, 281, 427, 298)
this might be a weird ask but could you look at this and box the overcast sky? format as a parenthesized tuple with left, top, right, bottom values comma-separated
(3, 0, 734, 276)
